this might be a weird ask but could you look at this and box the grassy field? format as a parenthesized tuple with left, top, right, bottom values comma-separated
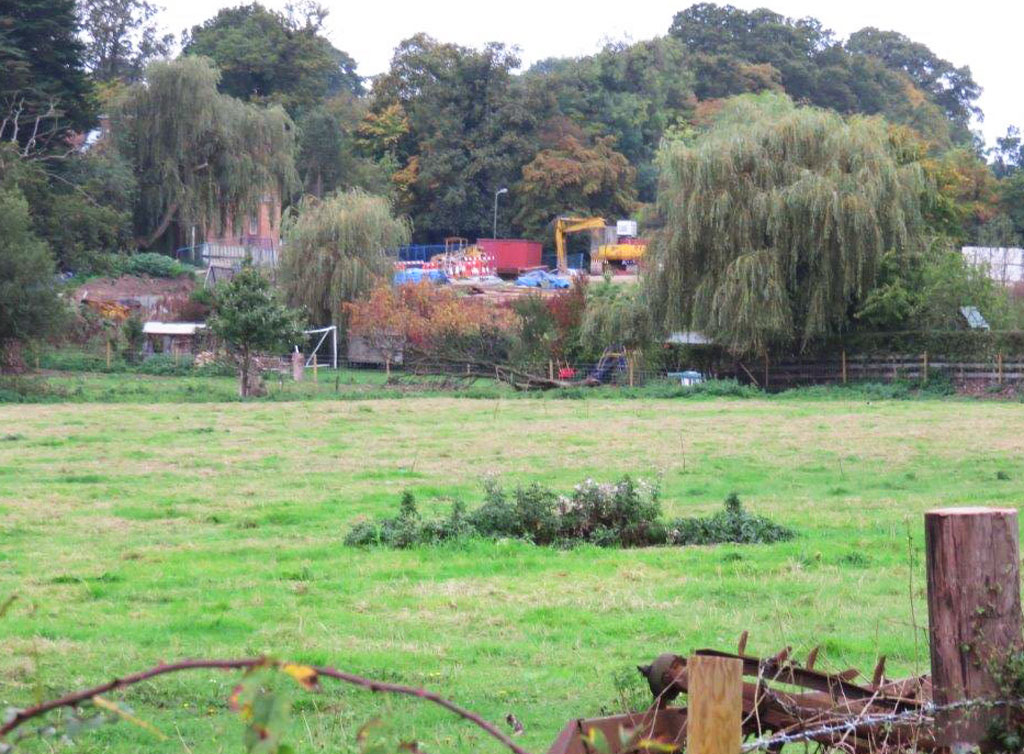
(1, 384, 1023, 753)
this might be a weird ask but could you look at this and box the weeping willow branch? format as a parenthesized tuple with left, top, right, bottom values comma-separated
(647, 93, 927, 357)
(280, 190, 411, 325)
(0, 657, 533, 754)
(112, 57, 299, 248)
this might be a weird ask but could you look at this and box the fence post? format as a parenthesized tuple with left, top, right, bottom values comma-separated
(291, 350, 304, 382)
(106, 340, 112, 370)
(925, 507, 1022, 749)
(549, 360, 553, 381)
(686, 655, 742, 754)
(998, 352, 1004, 386)
(922, 351, 928, 383)
(763, 353, 769, 391)
(841, 349, 847, 385)
(628, 354, 635, 388)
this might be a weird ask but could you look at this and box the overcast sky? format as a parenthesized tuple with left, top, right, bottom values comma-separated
(158, 0, 1022, 148)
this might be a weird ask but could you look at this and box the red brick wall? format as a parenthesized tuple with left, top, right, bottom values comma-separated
(204, 192, 280, 247)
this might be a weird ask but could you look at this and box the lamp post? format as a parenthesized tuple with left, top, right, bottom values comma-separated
(492, 187, 508, 238)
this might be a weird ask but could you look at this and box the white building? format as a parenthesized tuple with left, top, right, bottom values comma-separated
(961, 247, 1024, 286)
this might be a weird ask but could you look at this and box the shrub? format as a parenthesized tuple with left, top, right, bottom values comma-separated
(0, 376, 68, 403)
(668, 493, 795, 545)
(117, 252, 188, 278)
(987, 650, 1024, 752)
(345, 480, 792, 550)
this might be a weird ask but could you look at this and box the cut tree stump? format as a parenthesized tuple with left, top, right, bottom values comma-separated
(925, 507, 1023, 750)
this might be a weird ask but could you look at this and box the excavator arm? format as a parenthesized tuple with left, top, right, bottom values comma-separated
(554, 216, 607, 273)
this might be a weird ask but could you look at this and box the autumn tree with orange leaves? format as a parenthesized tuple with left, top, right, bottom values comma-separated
(345, 283, 519, 375)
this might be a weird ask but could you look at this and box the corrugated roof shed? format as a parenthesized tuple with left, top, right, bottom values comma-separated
(143, 322, 206, 336)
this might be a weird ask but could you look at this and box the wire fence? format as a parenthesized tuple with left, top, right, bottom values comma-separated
(30, 339, 1024, 392)
(738, 695, 1022, 752)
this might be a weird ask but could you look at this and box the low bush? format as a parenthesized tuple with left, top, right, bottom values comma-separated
(667, 493, 795, 545)
(0, 376, 69, 403)
(115, 252, 188, 279)
(344, 481, 793, 550)
(987, 650, 1024, 752)
(36, 348, 235, 377)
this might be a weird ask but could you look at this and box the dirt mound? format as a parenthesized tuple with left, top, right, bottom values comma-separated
(74, 275, 195, 319)
(75, 275, 194, 300)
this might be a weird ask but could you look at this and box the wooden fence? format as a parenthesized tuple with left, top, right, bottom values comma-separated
(736, 352, 1024, 390)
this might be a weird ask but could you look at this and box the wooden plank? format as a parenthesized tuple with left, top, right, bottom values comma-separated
(925, 507, 1023, 748)
(686, 655, 742, 754)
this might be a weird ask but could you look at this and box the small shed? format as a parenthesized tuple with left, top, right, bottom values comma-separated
(143, 322, 206, 355)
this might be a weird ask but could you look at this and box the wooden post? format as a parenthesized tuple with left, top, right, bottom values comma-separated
(841, 349, 847, 385)
(925, 507, 1022, 749)
(628, 354, 635, 387)
(105, 340, 112, 369)
(998, 352, 1003, 386)
(291, 350, 304, 381)
(763, 353, 769, 390)
(686, 655, 742, 754)
(922, 350, 929, 383)
(313, 357, 318, 383)
(549, 360, 554, 381)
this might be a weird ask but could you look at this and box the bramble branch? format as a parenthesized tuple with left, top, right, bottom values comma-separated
(0, 656, 533, 754)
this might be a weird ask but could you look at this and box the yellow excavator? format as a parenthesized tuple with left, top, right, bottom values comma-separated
(553, 216, 647, 273)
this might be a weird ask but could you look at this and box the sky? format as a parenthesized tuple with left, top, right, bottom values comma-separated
(159, 0, 1023, 148)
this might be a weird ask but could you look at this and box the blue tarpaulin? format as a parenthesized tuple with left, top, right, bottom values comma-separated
(514, 270, 571, 289)
(393, 267, 448, 285)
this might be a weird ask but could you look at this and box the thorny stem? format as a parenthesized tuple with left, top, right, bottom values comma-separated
(0, 657, 533, 754)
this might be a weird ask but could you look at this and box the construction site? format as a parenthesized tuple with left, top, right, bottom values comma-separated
(390, 216, 648, 291)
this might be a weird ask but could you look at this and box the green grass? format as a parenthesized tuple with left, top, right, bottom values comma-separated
(1, 387, 1023, 753)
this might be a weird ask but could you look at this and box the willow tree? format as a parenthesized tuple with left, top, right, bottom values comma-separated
(647, 94, 926, 356)
(280, 190, 411, 325)
(112, 57, 298, 248)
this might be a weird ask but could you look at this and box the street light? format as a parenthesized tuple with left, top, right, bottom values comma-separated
(493, 187, 508, 238)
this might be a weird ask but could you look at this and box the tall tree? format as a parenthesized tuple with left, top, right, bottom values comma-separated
(280, 189, 411, 326)
(670, 2, 830, 102)
(112, 56, 298, 249)
(11, 145, 136, 271)
(991, 126, 1023, 179)
(514, 127, 636, 238)
(0, 168, 65, 368)
(648, 94, 927, 356)
(666, 4, 962, 147)
(845, 27, 982, 139)
(295, 94, 387, 197)
(181, 2, 361, 116)
(0, 0, 95, 149)
(208, 264, 302, 397)
(524, 37, 695, 202)
(77, 0, 172, 84)
(367, 34, 541, 240)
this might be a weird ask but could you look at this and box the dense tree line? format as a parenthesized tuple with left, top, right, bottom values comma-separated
(1, 0, 1023, 363)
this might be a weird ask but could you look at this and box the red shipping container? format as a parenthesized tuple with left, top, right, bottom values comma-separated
(477, 238, 542, 274)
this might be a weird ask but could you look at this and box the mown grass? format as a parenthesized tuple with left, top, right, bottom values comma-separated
(1, 387, 1023, 753)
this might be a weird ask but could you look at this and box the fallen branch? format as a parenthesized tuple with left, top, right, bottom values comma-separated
(0, 657, 533, 754)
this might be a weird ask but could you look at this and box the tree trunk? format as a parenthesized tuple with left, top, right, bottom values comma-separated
(239, 348, 250, 397)
(137, 202, 179, 250)
(0, 339, 26, 374)
(925, 507, 1023, 750)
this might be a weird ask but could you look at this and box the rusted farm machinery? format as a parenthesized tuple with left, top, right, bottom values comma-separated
(549, 634, 938, 754)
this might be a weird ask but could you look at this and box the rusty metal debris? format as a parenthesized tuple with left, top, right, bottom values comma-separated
(548, 635, 935, 754)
